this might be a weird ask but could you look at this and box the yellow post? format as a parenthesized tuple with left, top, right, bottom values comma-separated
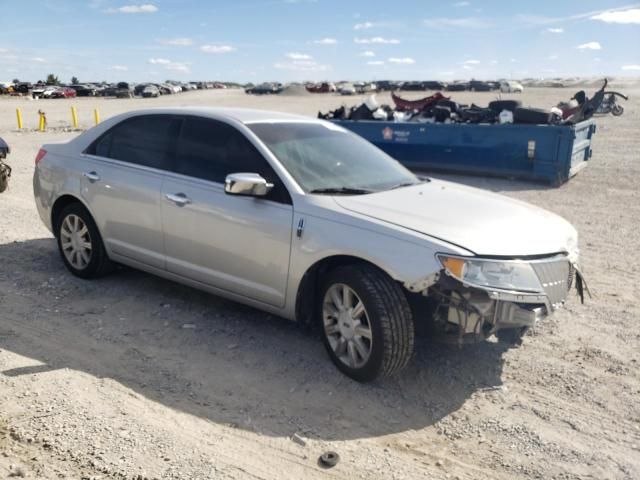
(38, 112, 46, 132)
(71, 106, 79, 129)
(16, 108, 23, 129)
(93, 108, 100, 125)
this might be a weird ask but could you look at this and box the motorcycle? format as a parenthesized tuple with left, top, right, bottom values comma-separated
(0, 136, 11, 193)
(595, 91, 627, 116)
(555, 78, 610, 124)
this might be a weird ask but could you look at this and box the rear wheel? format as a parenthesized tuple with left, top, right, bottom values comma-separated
(319, 264, 415, 382)
(55, 203, 113, 279)
(612, 105, 624, 116)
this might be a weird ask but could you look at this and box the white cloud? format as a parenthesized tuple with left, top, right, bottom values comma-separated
(274, 60, 328, 72)
(453, 1, 470, 6)
(313, 38, 337, 45)
(591, 8, 640, 24)
(286, 52, 312, 60)
(489, 59, 498, 65)
(462, 65, 473, 70)
(548, 54, 559, 60)
(148, 58, 190, 73)
(360, 51, 375, 57)
(111, 65, 129, 71)
(424, 17, 489, 28)
(105, 4, 158, 13)
(354, 22, 374, 30)
(200, 45, 236, 54)
(158, 38, 194, 46)
(31, 57, 46, 63)
(577, 41, 602, 50)
(367, 61, 385, 66)
(354, 37, 400, 44)
(546, 27, 564, 33)
(622, 64, 640, 71)
(463, 59, 480, 64)
(388, 57, 415, 64)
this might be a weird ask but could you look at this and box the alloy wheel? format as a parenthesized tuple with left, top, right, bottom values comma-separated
(60, 214, 92, 270)
(322, 283, 373, 369)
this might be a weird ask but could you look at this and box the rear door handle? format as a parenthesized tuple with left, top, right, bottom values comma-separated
(83, 171, 100, 182)
(165, 192, 192, 206)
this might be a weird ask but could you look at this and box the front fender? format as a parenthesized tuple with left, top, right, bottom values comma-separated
(283, 212, 470, 319)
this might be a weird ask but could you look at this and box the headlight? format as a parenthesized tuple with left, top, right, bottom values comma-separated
(437, 255, 543, 293)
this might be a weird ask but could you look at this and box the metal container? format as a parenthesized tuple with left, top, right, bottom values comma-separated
(332, 119, 596, 185)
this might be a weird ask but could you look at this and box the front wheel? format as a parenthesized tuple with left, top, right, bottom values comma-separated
(319, 264, 415, 382)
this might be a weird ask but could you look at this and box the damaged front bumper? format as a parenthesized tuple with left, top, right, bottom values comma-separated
(414, 255, 588, 344)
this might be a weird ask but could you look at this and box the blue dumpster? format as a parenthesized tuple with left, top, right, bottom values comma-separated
(332, 119, 596, 186)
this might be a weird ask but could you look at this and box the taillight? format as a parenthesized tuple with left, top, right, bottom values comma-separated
(35, 148, 47, 165)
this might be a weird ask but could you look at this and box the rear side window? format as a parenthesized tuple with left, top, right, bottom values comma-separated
(87, 115, 181, 171)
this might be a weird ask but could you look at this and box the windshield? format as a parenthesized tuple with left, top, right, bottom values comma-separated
(248, 122, 420, 194)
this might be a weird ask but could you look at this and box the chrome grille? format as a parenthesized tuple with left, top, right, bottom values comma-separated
(532, 258, 571, 307)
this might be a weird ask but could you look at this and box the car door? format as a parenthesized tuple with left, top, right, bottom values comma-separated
(161, 116, 294, 307)
(81, 114, 181, 269)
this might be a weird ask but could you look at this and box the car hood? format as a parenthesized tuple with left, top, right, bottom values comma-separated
(333, 180, 577, 257)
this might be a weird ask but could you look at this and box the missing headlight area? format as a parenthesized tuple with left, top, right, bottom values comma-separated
(427, 278, 548, 345)
(420, 257, 581, 345)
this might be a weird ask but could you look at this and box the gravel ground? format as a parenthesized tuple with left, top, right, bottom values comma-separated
(0, 87, 639, 479)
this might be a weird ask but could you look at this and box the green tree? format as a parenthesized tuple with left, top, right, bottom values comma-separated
(71, 76, 79, 84)
(45, 74, 60, 86)
(12, 78, 19, 84)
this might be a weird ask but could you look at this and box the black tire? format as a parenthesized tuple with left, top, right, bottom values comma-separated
(514, 107, 550, 125)
(496, 327, 528, 347)
(54, 203, 113, 279)
(488, 100, 522, 114)
(612, 105, 624, 116)
(318, 264, 415, 382)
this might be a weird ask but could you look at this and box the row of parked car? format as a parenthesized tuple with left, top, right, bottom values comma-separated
(0, 80, 228, 99)
(245, 79, 525, 95)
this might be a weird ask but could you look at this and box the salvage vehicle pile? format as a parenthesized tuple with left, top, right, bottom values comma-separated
(319, 79, 624, 125)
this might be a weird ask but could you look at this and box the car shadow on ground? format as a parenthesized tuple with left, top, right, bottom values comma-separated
(0, 238, 508, 442)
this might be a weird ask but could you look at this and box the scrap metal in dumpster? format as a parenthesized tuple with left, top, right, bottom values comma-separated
(333, 119, 596, 186)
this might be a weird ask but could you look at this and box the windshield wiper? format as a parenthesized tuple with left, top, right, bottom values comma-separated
(309, 187, 374, 195)
(389, 180, 428, 190)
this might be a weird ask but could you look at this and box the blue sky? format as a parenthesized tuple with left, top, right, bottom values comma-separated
(1, 0, 639, 83)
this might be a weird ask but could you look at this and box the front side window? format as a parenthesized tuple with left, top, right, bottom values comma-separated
(175, 117, 290, 203)
(87, 115, 181, 171)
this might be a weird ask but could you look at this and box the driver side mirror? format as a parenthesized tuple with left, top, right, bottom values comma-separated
(224, 173, 273, 197)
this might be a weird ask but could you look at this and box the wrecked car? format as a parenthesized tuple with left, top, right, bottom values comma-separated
(33, 108, 586, 382)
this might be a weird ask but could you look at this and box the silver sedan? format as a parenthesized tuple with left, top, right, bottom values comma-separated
(34, 108, 584, 381)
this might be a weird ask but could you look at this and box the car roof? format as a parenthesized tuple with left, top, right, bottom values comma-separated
(122, 107, 315, 125)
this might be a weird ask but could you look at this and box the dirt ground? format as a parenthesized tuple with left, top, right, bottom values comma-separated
(0, 87, 639, 480)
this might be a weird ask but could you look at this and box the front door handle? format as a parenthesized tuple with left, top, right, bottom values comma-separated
(165, 192, 192, 206)
(83, 171, 100, 182)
